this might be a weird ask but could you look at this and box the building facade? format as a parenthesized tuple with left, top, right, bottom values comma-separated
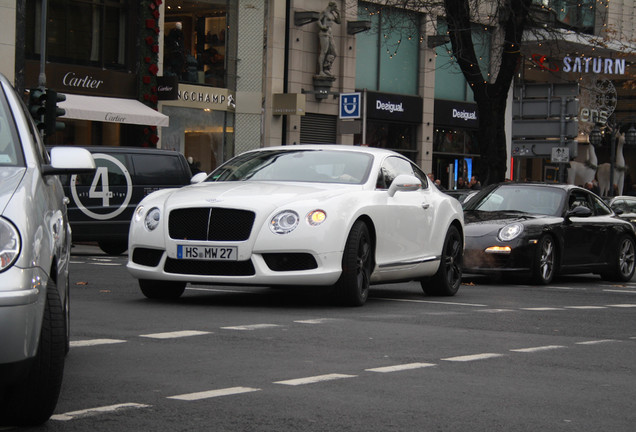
(2, 0, 635, 190)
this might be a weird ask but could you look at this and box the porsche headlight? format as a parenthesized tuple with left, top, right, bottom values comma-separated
(307, 210, 327, 226)
(270, 210, 299, 234)
(0, 218, 21, 271)
(144, 207, 161, 231)
(498, 223, 524, 241)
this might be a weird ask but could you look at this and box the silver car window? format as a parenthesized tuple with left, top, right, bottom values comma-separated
(0, 88, 23, 167)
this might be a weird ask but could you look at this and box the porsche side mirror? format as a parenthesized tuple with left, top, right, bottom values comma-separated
(388, 174, 421, 197)
(566, 205, 593, 220)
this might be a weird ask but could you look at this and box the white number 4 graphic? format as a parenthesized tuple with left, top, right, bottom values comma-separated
(89, 167, 113, 206)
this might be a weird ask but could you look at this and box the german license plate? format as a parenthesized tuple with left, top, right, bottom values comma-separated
(177, 245, 238, 261)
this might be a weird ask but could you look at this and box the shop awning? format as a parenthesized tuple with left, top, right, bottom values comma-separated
(59, 94, 169, 127)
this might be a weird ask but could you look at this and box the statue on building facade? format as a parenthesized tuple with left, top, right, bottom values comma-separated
(317, 2, 340, 77)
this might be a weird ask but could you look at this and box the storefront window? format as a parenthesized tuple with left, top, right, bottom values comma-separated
(366, 121, 417, 161)
(26, 0, 129, 69)
(163, 0, 228, 87)
(160, 105, 232, 173)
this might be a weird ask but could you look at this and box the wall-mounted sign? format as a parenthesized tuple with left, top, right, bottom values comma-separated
(160, 83, 235, 112)
(530, 54, 628, 75)
(25, 60, 136, 98)
(339, 92, 361, 119)
(434, 99, 479, 129)
(272, 93, 306, 116)
(366, 91, 422, 123)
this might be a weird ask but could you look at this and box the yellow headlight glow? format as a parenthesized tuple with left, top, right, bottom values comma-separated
(485, 246, 512, 254)
(307, 210, 327, 226)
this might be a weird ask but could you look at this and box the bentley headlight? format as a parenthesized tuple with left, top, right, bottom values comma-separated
(144, 207, 161, 231)
(270, 210, 299, 234)
(498, 223, 524, 241)
(307, 210, 327, 226)
(0, 218, 21, 271)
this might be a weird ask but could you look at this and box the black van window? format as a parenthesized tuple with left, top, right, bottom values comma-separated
(131, 154, 186, 185)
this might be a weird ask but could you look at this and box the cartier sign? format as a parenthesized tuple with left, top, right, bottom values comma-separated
(25, 61, 136, 98)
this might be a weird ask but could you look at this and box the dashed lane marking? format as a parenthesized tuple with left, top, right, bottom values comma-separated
(376, 298, 487, 307)
(563, 306, 607, 309)
(221, 324, 282, 331)
(477, 309, 516, 313)
(365, 363, 436, 373)
(604, 290, 636, 294)
(576, 339, 620, 345)
(441, 353, 505, 362)
(606, 303, 636, 307)
(520, 307, 565, 311)
(274, 373, 357, 386)
(168, 387, 261, 401)
(294, 318, 341, 324)
(70, 339, 127, 348)
(510, 345, 567, 353)
(140, 330, 212, 339)
(51, 403, 150, 421)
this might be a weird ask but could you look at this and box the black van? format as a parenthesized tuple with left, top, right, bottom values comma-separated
(52, 146, 192, 255)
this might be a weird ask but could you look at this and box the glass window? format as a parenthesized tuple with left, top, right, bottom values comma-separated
(356, 2, 420, 95)
(26, 0, 129, 69)
(434, 20, 491, 102)
(377, 155, 428, 190)
(131, 154, 187, 185)
(163, 0, 228, 86)
(0, 91, 24, 167)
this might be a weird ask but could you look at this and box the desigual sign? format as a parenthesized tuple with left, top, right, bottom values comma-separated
(366, 91, 422, 123)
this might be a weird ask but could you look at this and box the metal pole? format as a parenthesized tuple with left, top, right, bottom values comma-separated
(362, 89, 367, 145)
(610, 125, 616, 196)
(38, 0, 47, 88)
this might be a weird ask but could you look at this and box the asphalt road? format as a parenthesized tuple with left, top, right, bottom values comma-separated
(12, 244, 636, 432)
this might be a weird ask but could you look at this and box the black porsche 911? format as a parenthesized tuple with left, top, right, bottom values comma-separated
(462, 182, 636, 284)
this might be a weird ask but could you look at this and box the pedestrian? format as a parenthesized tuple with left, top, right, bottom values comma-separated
(469, 175, 481, 190)
(456, 177, 467, 189)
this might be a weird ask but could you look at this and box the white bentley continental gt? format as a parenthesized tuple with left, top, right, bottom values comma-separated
(126, 145, 464, 306)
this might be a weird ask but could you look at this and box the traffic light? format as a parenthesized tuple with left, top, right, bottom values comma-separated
(45, 90, 66, 137)
(28, 88, 47, 132)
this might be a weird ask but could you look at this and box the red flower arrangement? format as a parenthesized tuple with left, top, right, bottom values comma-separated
(138, 0, 162, 147)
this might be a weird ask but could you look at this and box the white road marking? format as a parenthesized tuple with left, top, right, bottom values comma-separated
(377, 298, 487, 307)
(51, 403, 149, 421)
(70, 339, 127, 348)
(140, 330, 212, 339)
(510, 345, 566, 353)
(477, 309, 516, 313)
(221, 324, 281, 331)
(606, 303, 636, 307)
(576, 339, 620, 345)
(187, 287, 245, 293)
(563, 306, 607, 309)
(90, 263, 122, 266)
(274, 373, 357, 386)
(442, 353, 504, 362)
(168, 387, 260, 401)
(521, 307, 565, 311)
(294, 318, 340, 324)
(604, 290, 636, 294)
(365, 363, 436, 373)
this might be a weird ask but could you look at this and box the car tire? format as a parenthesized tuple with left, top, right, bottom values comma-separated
(139, 279, 187, 299)
(421, 225, 462, 296)
(601, 234, 636, 282)
(0, 280, 66, 426)
(531, 235, 555, 285)
(98, 240, 128, 256)
(335, 221, 372, 306)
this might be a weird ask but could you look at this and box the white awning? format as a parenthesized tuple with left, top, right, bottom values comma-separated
(59, 94, 169, 127)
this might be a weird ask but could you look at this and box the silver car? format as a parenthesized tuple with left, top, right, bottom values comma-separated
(0, 74, 95, 426)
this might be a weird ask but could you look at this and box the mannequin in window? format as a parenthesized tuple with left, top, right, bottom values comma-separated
(165, 22, 186, 78)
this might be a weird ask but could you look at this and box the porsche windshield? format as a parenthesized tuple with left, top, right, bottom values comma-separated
(466, 185, 565, 216)
(208, 150, 373, 184)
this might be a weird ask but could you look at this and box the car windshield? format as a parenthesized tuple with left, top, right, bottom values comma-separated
(0, 87, 23, 168)
(207, 149, 373, 184)
(466, 185, 565, 216)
